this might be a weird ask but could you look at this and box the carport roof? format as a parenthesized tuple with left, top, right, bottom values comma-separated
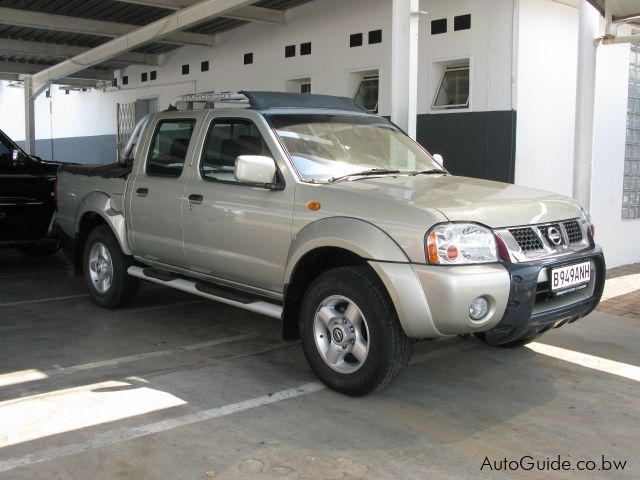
(587, 0, 640, 23)
(0, 0, 311, 81)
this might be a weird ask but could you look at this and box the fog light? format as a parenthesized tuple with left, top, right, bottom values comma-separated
(469, 297, 489, 320)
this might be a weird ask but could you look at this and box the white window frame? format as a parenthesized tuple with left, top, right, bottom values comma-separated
(432, 65, 470, 111)
(286, 76, 312, 95)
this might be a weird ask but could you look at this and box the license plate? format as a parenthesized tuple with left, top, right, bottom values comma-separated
(551, 261, 591, 292)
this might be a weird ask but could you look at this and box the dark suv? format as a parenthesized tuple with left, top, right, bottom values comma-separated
(0, 129, 60, 256)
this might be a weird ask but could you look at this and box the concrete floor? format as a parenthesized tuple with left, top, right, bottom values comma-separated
(0, 249, 638, 479)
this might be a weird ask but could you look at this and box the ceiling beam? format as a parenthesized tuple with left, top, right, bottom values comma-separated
(30, 0, 255, 92)
(110, 1, 286, 24)
(0, 73, 18, 81)
(613, 13, 640, 23)
(0, 7, 216, 47)
(223, 5, 286, 24)
(0, 39, 160, 66)
(0, 74, 98, 87)
(0, 61, 114, 81)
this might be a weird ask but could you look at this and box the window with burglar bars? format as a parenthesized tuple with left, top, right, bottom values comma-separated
(624, 44, 640, 220)
(116, 102, 136, 162)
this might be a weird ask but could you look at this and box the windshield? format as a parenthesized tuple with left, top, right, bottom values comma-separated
(266, 114, 444, 182)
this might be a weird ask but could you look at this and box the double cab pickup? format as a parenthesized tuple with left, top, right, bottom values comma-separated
(55, 91, 605, 395)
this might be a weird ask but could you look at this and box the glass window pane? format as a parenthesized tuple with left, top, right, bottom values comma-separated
(146, 119, 195, 177)
(433, 67, 469, 109)
(201, 119, 271, 183)
(623, 46, 640, 219)
(354, 77, 379, 113)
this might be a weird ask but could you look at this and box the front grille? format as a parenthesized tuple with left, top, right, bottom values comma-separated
(563, 220, 583, 243)
(509, 228, 544, 252)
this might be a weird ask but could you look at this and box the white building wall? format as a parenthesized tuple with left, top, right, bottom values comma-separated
(591, 34, 640, 267)
(1, 0, 516, 146)
(418, 0, 513, 113)
(515, 0, 578, 197)
(117, 0, 393, 113)
(516, 0, 639, 267)
(0, 0, 393, 160)
(0, 82, 27, 141)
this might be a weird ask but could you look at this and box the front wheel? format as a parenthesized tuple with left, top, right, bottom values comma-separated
(84, 225, 139, 308)
(300, 266, 411, 396)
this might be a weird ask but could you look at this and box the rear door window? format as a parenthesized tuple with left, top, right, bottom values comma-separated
(146, 119, 196, 178)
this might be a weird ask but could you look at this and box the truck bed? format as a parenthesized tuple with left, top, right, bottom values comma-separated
(56, 163, 131, 240)
(59, 162, 132, 179)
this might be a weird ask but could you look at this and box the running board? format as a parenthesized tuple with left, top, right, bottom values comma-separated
(127, 266, 282, 320)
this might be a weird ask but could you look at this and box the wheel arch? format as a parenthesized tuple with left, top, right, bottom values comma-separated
(282, 217, 409, 340)
(73, 192, 131, 274)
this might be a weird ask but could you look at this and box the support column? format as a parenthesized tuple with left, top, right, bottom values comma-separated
(391, 0, 419, 139)
(23, 76, 36, 155)
(572, 0, 599, 211)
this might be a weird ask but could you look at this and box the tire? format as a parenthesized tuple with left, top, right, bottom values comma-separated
(474, 332, 541, 348)
(300, 266, 411, 396)
(83, 225, 139, 308)
(17, 239, 61, 257)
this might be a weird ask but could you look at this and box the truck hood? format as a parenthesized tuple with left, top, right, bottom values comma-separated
(328, 174, 582, 228)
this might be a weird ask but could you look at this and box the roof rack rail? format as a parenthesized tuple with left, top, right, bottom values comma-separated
(168, 91, 249, 110)
(167, 90, 369, 113)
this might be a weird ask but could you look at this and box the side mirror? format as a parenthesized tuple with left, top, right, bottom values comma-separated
(234, 155, 278, 187)
(12, 149, 27, 167)
(433, 153, 444, 164)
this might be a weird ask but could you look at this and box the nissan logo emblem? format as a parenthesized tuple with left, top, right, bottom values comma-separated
(332, 328, 344, 343)
(547, 226, 562, 246)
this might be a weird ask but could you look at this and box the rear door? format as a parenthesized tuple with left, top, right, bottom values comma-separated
(0, 134, 50, 242)
(128, 113, 203, 267)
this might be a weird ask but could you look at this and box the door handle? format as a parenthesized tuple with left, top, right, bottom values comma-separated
(136, 187, 149, 197)
(188, 194, 204, 205)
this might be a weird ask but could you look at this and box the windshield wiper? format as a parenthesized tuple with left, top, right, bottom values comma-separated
(329, 168, 401, 183)
(409, 168, 447, 176)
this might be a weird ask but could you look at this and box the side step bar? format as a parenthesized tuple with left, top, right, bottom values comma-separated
(127, 266, 283, 320)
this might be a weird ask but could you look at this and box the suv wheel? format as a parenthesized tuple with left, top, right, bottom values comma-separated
(84, 226, 138, 308)
(300, 266, 411, 396)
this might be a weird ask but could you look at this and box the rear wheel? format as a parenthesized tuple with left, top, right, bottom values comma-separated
(300, 266, 411, 396)
(84, 226, 138, 308)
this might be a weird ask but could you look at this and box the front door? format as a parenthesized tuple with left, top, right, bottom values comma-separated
(128, 115, 199, 267)
(182, 114, 294, 294)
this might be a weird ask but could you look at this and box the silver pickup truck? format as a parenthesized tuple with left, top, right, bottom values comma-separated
(56, 91, 605, 395)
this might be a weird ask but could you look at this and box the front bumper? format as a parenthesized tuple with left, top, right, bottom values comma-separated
(369, 247, 605, 340)
(479, 247, 605, 345)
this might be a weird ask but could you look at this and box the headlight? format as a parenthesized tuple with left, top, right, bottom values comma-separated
(426, 223, 498, 264)
(579, 207, 595, 238)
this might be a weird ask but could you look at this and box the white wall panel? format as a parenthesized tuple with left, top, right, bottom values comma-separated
(514, 0, 578, 196)
(418, 0, 513, 113)
(591, 37, 640, 267)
